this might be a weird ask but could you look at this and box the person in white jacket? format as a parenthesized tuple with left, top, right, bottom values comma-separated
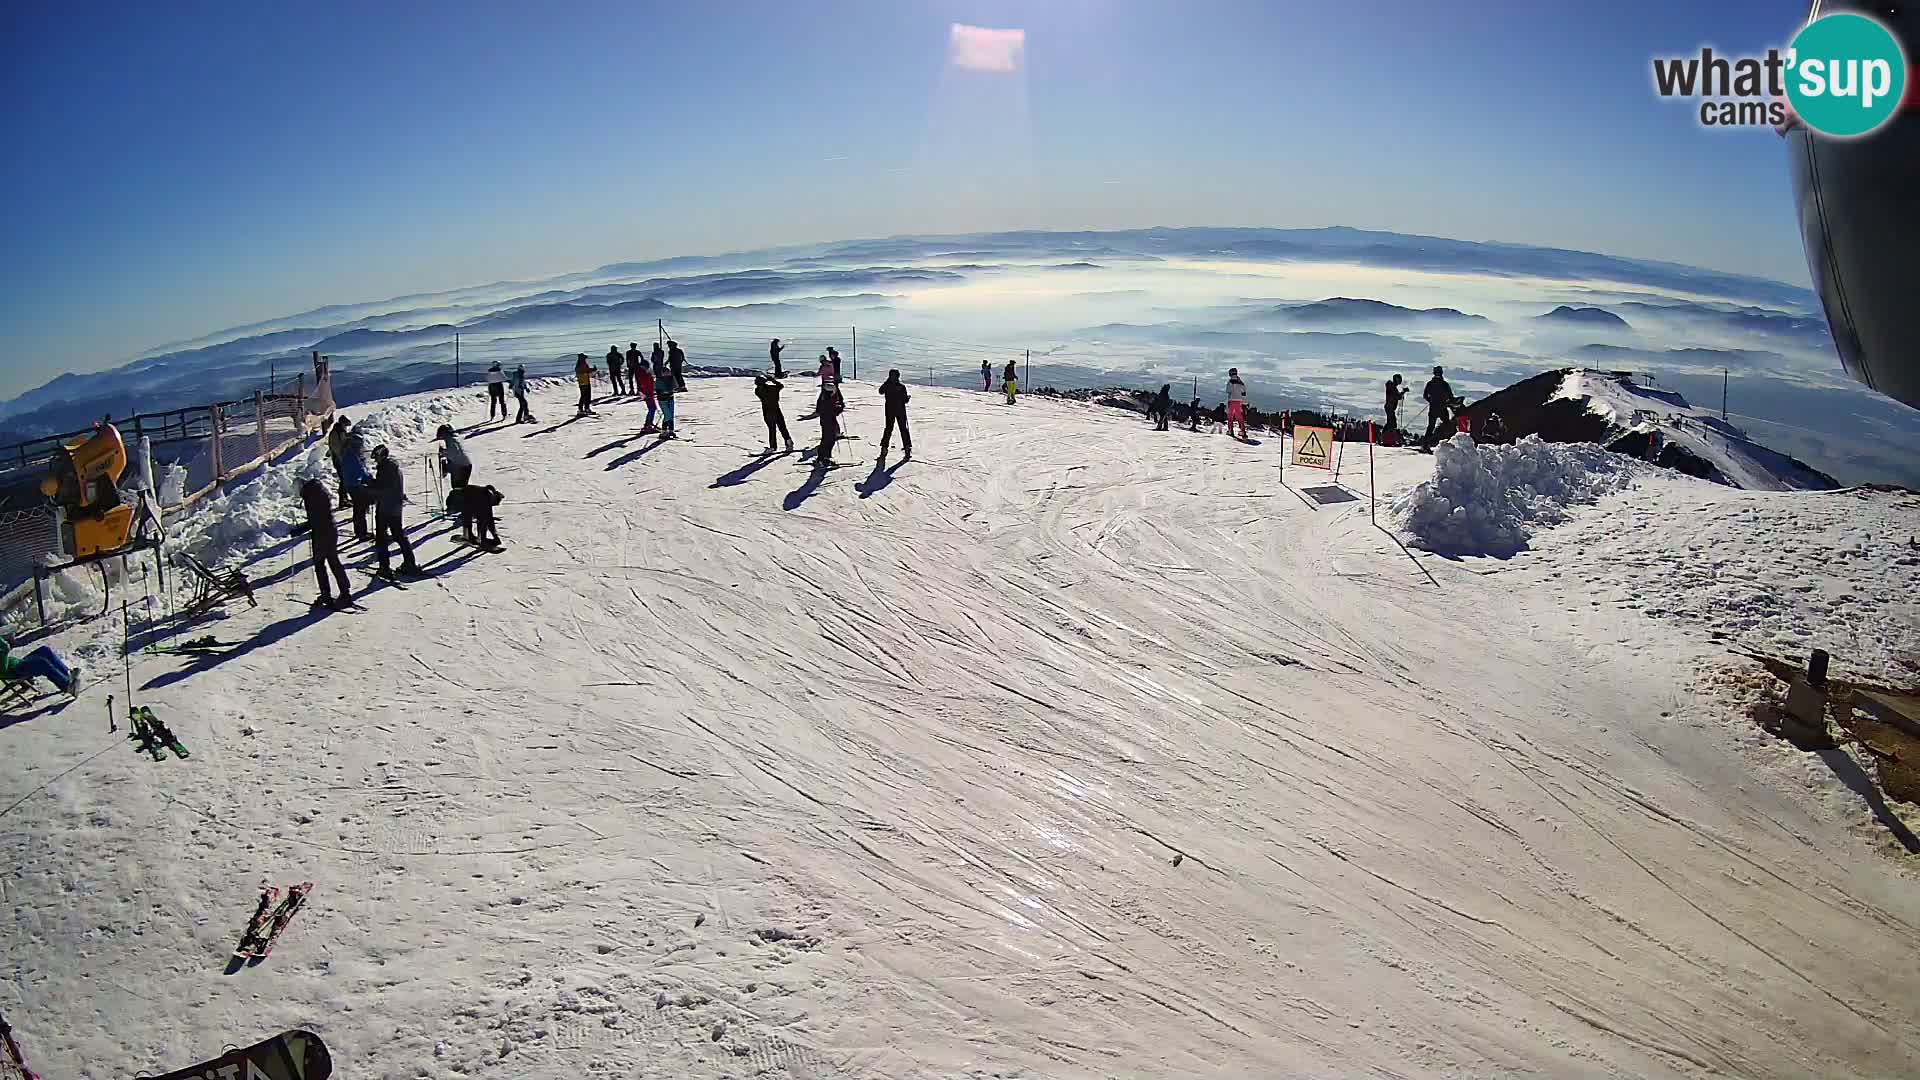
(484, 361, 507, 421)
(436, 424, 477, 540)
(1225, 368, 1249, 440)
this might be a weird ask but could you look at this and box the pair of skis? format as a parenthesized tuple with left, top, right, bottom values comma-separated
(228, 883, 314, 972)
(128, 705, 189, 761)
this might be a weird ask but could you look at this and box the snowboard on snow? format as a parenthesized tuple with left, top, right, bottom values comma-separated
(138, 1028, 332, 1080)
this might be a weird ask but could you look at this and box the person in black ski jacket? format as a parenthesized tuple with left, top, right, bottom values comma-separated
(299, 477, 352, 608)
(755, 374, 794, 452)
(606, 345, 627, 395)
(1151, 384, 1172, 431)
(1385, 374, 1407, 434)
(1189, 395, 1202, 432)
(667, 340, 687, 392)
(446, 484, 504, 549)
(1422, 366, 1454, 443)
(814, 384, 844, 466)
(368, 445, 421, 579)
(981, 358, 992, 391)
(626, 343, 644, 393)
(769, 338, 784, 378)
(878, 369, 912, 460)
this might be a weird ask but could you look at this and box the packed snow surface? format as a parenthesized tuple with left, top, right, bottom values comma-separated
(3, 378, 1917, 1080)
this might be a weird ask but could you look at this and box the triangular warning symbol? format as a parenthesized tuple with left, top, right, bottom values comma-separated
(1300, 431, 1325, 458)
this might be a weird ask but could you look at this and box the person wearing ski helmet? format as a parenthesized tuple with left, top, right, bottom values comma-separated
(299, 475, 352, 608)
(368, 444, 422, 578)
(1384, 373, 1406, 434)
(1225, 368, 1249, 439)
(755, 373, 794, 453)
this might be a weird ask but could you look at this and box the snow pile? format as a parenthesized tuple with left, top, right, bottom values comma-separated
(1393, 433, 1639, 557)
(165, 389, 471, 573)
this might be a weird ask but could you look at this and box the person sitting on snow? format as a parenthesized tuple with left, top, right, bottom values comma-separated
(1, 636, 80, 699)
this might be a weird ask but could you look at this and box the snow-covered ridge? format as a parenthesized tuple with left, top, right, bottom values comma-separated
(1550, 369, 1838, 491)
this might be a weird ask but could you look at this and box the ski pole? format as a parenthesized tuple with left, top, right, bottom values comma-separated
(122, 596, 134, 708)
(108, 693, 115, 733)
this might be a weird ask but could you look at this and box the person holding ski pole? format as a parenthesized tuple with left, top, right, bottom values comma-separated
(814, 382, 844, 466)
(756, 373, 794, 453)
(485, 361, 508, 421)
(299, 477, 352, 609)
(877, 369, 912, 461)
(435, 424, 475, 539)
(1384, 373, 1406, 435)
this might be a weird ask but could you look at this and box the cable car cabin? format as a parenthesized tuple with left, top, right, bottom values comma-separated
(40, 423, 136, 559)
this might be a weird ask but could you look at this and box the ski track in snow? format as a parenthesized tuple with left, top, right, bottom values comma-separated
(2, 379, 1917, 1080)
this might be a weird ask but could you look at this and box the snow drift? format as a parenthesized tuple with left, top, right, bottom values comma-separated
(1393, 433, 1639, 557)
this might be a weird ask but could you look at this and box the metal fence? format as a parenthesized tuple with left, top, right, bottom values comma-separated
(0, 372, 320, 603)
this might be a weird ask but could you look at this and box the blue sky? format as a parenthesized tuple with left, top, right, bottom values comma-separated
(1, 0, 1817, 398)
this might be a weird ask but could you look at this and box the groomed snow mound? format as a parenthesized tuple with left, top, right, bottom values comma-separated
(1392, 433, 1640, 557)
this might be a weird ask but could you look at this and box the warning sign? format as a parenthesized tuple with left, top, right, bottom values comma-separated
(1291, 425, 1334, 469)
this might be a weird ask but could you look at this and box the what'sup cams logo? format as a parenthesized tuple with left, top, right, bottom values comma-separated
(1653, 11, 1908, 136)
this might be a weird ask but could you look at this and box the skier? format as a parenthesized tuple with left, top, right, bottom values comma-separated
(1384, 374, 1406, 435)
(436, 424, 472, 489)
(367, 445, 422, 579)
(0, 635, 80, 698)
(635, 352, 659, 432)
(769, 338, 784, 378)
(298, 476, 351, 609)
(1150, 385, 1172, 430)
(814, 382, 844, 466)
(816, 353, 835, 386)
(755, 373, 794, 452)
(1189, 395, 1202, 432)
(1225, 368, 1249, 439)
(667, 339, 687, 393)
(606, 345, 627, 396)
(574, 354, 596, 416)
(827, 345, 843, 385)
(1422, 366, 1454, 444)
(626, 342, 644, 397)
(981, 358, 992, 391)
(337, 421, 374, 540)
(1002, 360, 1019, 404)
(878, 369, 913, 461)
(653, 346, 678, 438)
(446, 484, 504, 550)
(511, 364, 534, 424)
(485, 361, 508, 421)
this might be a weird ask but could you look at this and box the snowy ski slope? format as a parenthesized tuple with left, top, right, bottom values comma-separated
(2, 378, 1916, 1080)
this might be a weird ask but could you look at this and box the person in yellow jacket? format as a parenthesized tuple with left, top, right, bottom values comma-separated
(573, 353, 596, 416)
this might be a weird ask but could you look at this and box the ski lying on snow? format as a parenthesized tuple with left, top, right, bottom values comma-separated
(243, 882, 313, 965)
(225, 887, 280, 973)
(140, 1028, 332, 1080)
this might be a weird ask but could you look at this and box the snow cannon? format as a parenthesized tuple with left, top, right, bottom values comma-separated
(1784, 1, 1920, 410)
(40, 423, 135, 558)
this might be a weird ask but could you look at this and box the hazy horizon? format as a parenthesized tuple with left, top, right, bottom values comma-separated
(3, 0, 1822, 392)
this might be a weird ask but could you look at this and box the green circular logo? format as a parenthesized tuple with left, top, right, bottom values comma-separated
(1787, 12, 1907, 137)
